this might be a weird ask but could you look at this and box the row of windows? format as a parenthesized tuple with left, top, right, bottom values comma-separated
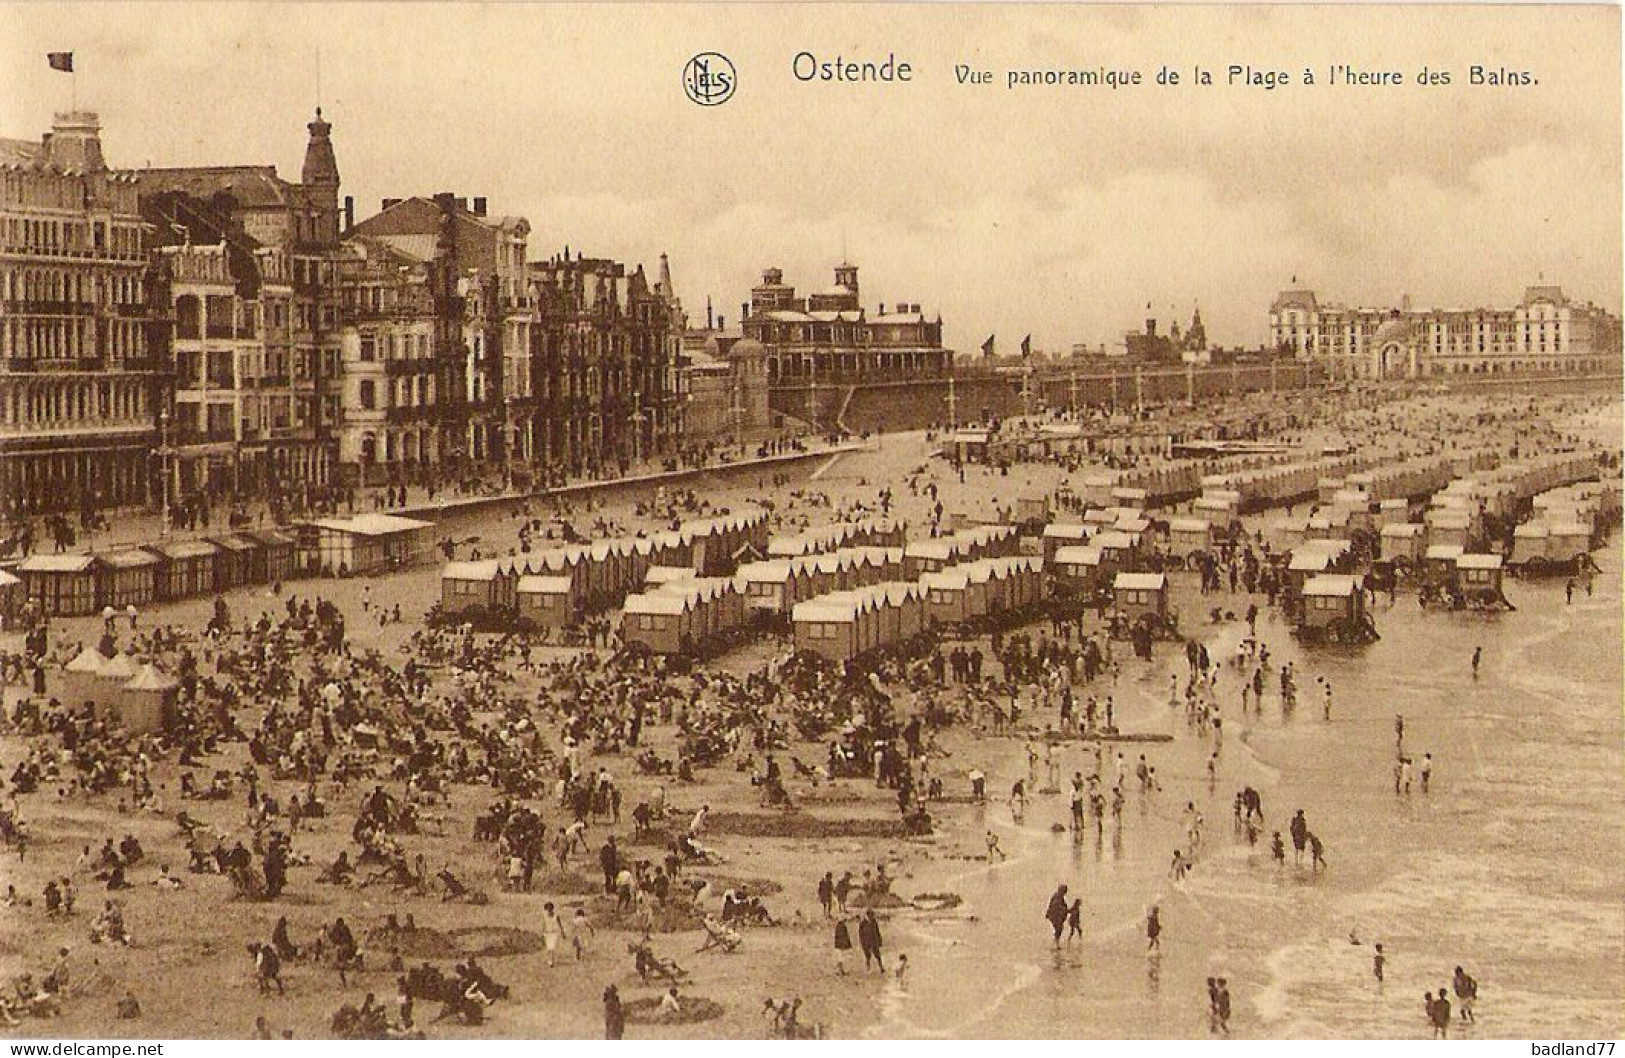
(0, 317, 145, 360)
(0, 264, 143, 306)
(357, 331, 432, 362)
(0, 214, 142, 259)
(1, 379, 147, 425)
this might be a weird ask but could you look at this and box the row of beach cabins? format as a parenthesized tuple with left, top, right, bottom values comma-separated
(4, 513, 440, 619)
(1273, 450, 1609, 610)
(617, 524, 1034, 659)
(437, 511, 772, 631)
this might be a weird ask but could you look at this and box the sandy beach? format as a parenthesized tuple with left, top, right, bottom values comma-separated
(2, 390, 1619, 1040)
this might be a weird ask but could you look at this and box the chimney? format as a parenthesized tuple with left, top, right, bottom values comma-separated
(472, 197, 487, 216)
(879, 303, 886, 315)
(718, 316, 726, 331)
(381, 197, 401, 211)
(456, 197, 469, 212)
(741, 302, 749, 324)
(1146, 318, 1158, 337)
(343, 195, 355, 230)
(44, 111, 105, 171)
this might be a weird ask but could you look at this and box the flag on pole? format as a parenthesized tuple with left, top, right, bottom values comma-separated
(47, 52, 74, 73)
(980, 334, 995, 358)
(1020, 335, 1032, 359)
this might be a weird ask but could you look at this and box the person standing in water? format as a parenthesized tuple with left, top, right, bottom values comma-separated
(1067, 899, 1084, 943)
(1045, 885, 1069, 947)
(1452, 966, 1477, 1023)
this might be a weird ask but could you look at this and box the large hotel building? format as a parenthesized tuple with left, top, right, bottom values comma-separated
(0, 112, 165, 516)
(742, 263, 953, 386)
(1269, 284, 1622, 380)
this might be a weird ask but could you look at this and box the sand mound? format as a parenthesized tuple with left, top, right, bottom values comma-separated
(592, 901, 704, 934)
(528, 868, 604, 896)
(690, 875, 783, 898)
(449, 926, 548, 958)
(909, 892, 963, 911)
(706, 811, 901, 840)
(366, 925, 462, 960)
(623, 994, 724, 1025)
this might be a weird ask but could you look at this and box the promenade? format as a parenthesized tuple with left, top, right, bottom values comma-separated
(15, 438, 870, 560)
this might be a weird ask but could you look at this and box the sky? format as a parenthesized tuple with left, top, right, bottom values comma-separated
(2, 3, 1620, 354)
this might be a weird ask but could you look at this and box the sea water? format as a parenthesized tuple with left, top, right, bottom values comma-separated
(866, 548, 1623, 1039)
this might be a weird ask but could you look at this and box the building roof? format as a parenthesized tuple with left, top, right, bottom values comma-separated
(18, 554, 97, 572)
(0, 137, 44, 165)
(1303, 574, 1361, 597)
(623, 593, 689, 616)
(150, 540, 220, 560)
(125, 663, 180, 692)
(443, 560, 507, 581)
(1288, 551, 1333, 572)
(102, 549, 159, 569)
(1114, 572, 1166, 591)
(792, 600, 859, 623)
(1271, 289, 1319, 313)
(1457, 553, 1503, 570)
(140, 165, 300, 209)
(66, 647, 110, 674)
(315, 513, 433, 536)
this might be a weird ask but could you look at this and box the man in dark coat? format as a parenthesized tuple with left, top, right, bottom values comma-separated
(857, 910, 884, 972)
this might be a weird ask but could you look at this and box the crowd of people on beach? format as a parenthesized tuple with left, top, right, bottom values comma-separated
(0, 387, 1615, 1039)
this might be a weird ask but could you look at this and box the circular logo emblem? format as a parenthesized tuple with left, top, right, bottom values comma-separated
(683, 52, 737, 106)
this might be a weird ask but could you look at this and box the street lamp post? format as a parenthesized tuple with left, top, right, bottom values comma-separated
(156, 409, 174, 538)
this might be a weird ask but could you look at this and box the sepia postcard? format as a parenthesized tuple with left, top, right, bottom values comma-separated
(0, 2, 1620, 1047)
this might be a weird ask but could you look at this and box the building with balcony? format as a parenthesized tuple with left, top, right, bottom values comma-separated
(347, 193, 531, 479)
(741, 262, 953, 386)
(140, 109, 347, 496)
(1269, 283, 1622, 380)
(525, 250, 683, 478)
(334, 234, 447, 485)
(0, 111, 163, 518)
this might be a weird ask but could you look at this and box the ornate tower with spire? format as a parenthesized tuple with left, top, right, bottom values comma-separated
(301, 107, 341, 245)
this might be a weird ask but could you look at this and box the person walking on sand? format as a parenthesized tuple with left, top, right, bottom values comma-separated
(1420, 753, 1433, 794)
(540, 902, 565, 967)
(1146, 905, 1162, 951)
(832, 915, 853, 975)
(1066, 899, 1083, 943)
(603, 984, 625, 1039)
(1471, 646, 1482, 679)
(986, 830, 1007, 862)
(858, 910, 885, 972)
(1372, 943, 1386, 985)
(1045, 884, 1070, 946)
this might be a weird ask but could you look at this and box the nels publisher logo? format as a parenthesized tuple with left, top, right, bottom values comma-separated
(683, 52, 736, 106)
